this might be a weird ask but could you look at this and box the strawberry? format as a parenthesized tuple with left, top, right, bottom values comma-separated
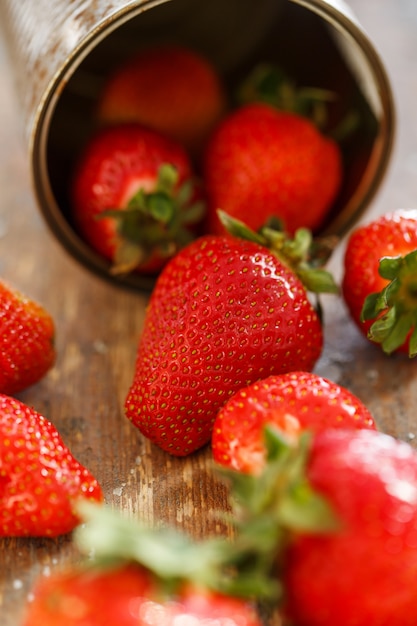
(342, 209, 417, 355)
(203, 102, 342, 236)
(0, 280, 55, 395)
(125, 223, 338, 456)
(23, 567, 262, 626)
(220, 427, 417, 626)
(22, 502, 263, 626)
(96, 44, 226, 156)
(212, 371, 376, 475)
(0, 395, 103, 536)
(281, 429, 417, 626)
(71, 123, 205, 275)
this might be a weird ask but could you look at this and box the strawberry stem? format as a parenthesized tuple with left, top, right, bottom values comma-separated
(361, 249, 417, 356)
(100, 164, 205, 275)
(237, 64, 335, 130)
(238, 62, 359, 139)
(74, 500, 277, 601)
(217, 209, 339, 295)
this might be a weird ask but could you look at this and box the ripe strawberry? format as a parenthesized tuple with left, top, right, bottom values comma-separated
(342, 209, 417, 355)
(0, 280, 55, 395)
(23, 567, 262, 626)
(125, 228, 337, 456)
(203, 102, 342, 236)
(0, 395, 103, 536)
(96, 44, 226, 156)
(212, 371, 376, 475)
(22, 502, 263, 626)
(221, 427, 417, 626)
(281, 429, 417, 626)
(71, 123, 205, 275)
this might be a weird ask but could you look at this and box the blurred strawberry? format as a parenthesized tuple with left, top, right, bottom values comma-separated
(220, 427, 417, 626)
(96, 44, 227, 156)
(22, 502, 264, 626)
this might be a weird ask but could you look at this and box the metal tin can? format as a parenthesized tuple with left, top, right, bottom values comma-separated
(0, 0, 395, 291)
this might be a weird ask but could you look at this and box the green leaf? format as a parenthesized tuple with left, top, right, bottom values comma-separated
(157, 163, 179, 194)
(378, 312, 414, 355)
(361, 290, 387, 322)
(148, 193, 174, 223)
(297, 267, 339, 294)
(217, 209, 267, 246)
(378, 255, 403, 281)
(278, 482, 340, 533)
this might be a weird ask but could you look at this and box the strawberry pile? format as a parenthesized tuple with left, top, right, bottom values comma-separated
(3, 41, 417, 626)
(70, 43, 344, 276)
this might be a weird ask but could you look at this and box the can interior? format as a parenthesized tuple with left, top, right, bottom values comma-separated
(42, 0, 393, 291)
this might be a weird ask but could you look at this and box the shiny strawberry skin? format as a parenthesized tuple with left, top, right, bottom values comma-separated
(96, 44, 226, 155)
(203, 103, 342, 236)
(71, 123, 196, 272)
(0, 395, 103, 537)
(22, 563, 262, 626)
(125, 235, 323, 456)
(0, 281, 55, 395)
(283, 429, 417, 626)
(342, 210, 417, 353)
(212, 371, 376, 474)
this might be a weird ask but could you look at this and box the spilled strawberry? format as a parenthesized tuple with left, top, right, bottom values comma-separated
(203, 101, 342, 236)
(0, 395, 103, 536)
(212, 371, 376, 474)
(125, 217, 338, 456)
(71, 123, 205, 275)
(0, 280, 55, 395)
(96, 44, 226, 156)
(342, 209, 417, 355)
(219, 427, 417, 626)
(22, 502, 264, 626)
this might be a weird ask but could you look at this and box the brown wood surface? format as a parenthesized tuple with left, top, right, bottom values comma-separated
(1, 1, 417, 624)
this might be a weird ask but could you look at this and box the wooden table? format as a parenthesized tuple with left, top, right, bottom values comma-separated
(1, 1, 417, 624)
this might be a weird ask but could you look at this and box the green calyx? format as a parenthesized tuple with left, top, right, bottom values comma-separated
(238, 63, 358, 140)
(361, 249, 417, 356)
(101, 163, 205, 274)
(218, 209, 339, 296)
(238, 64, 335, 130)
(218, 428, 340, 600)
(74, 499, 277, 602)
(74, 429, 339, 607)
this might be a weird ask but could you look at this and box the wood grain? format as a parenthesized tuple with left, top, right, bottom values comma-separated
(1, 1, 417, 624)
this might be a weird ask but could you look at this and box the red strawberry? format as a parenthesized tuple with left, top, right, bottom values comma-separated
(220, 427, 417, 626)
(22, 564, 157, 626)
(0, 395, 103, 536)
(203, 102, 342, 236)
(0, 280, 55, 395)
(23, 568, 262, 626)
(125, 230, 337, 457)
(96, 44, 226, 156)
(71, 123, 205, 275)
(342, 209, 417, 355)
(281, 429, 417, 626)
(22, 502, 263, 626)
(212, 371, 376, 475)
